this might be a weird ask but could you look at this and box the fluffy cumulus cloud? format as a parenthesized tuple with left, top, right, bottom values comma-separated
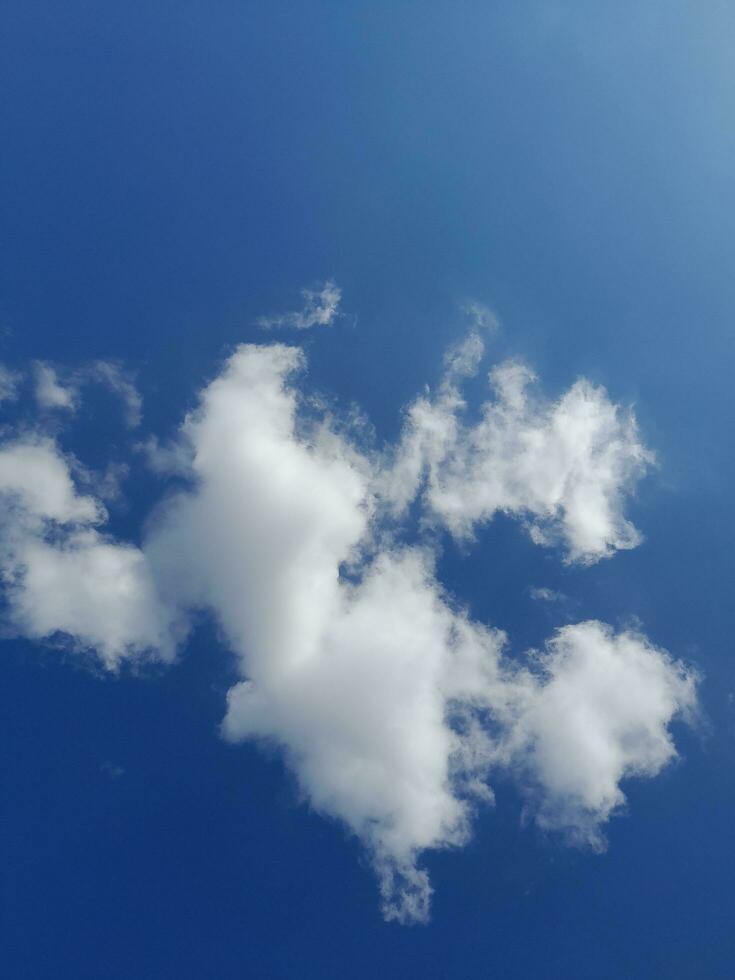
(256, 279, 342, 330)
(0, 318, 698, 922)
(506, 622, 697, 846)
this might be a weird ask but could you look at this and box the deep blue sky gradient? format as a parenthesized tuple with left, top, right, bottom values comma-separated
(2, 3, 734, 977)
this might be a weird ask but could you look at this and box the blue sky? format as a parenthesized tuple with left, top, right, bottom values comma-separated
(1, 3, 734, 978)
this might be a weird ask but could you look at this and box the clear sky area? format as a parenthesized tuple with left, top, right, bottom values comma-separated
(1, 4, 734, 978)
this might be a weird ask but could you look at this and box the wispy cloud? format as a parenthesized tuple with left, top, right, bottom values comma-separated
(30, 359, 143, 428)
(462, 300, 499, 332)
(100, 761, 125, 779)
(33, 361, 78, 412)
(0, 363, 22, 403)
(529, 586, 567, 603)
(85, 361, 143, 428)
(256, 280, 342, 330)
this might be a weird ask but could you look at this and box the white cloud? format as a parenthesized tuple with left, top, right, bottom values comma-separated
(0, 363, 21, 403)
(86, 360, 143, 428)
(529, 586, 566, 602)
(141, 345, 511, 920)
(142, 341, 691, 921)
(0, 437, 101, 523)
(100, 761, 125, 779)
(0, 437, 180, 668)
(8, 530, 180, 668)
(382, 334, 654, 563)
(145, 344, 372, 664)
(0, 329, 696, 922)
(134, 434, 194, 476)
(33, 361, 78, 411)
(256, 280, 342, 330)
(505, 622, 698, 847)
(220, 547, 514, 923)
(376, 331, 485, 517)
(86, 460, 130, 503)
(30, 359, 142, 427)
(462, 300, 499, 332)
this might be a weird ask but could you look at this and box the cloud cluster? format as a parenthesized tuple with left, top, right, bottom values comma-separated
(0, 315, 697, 922)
